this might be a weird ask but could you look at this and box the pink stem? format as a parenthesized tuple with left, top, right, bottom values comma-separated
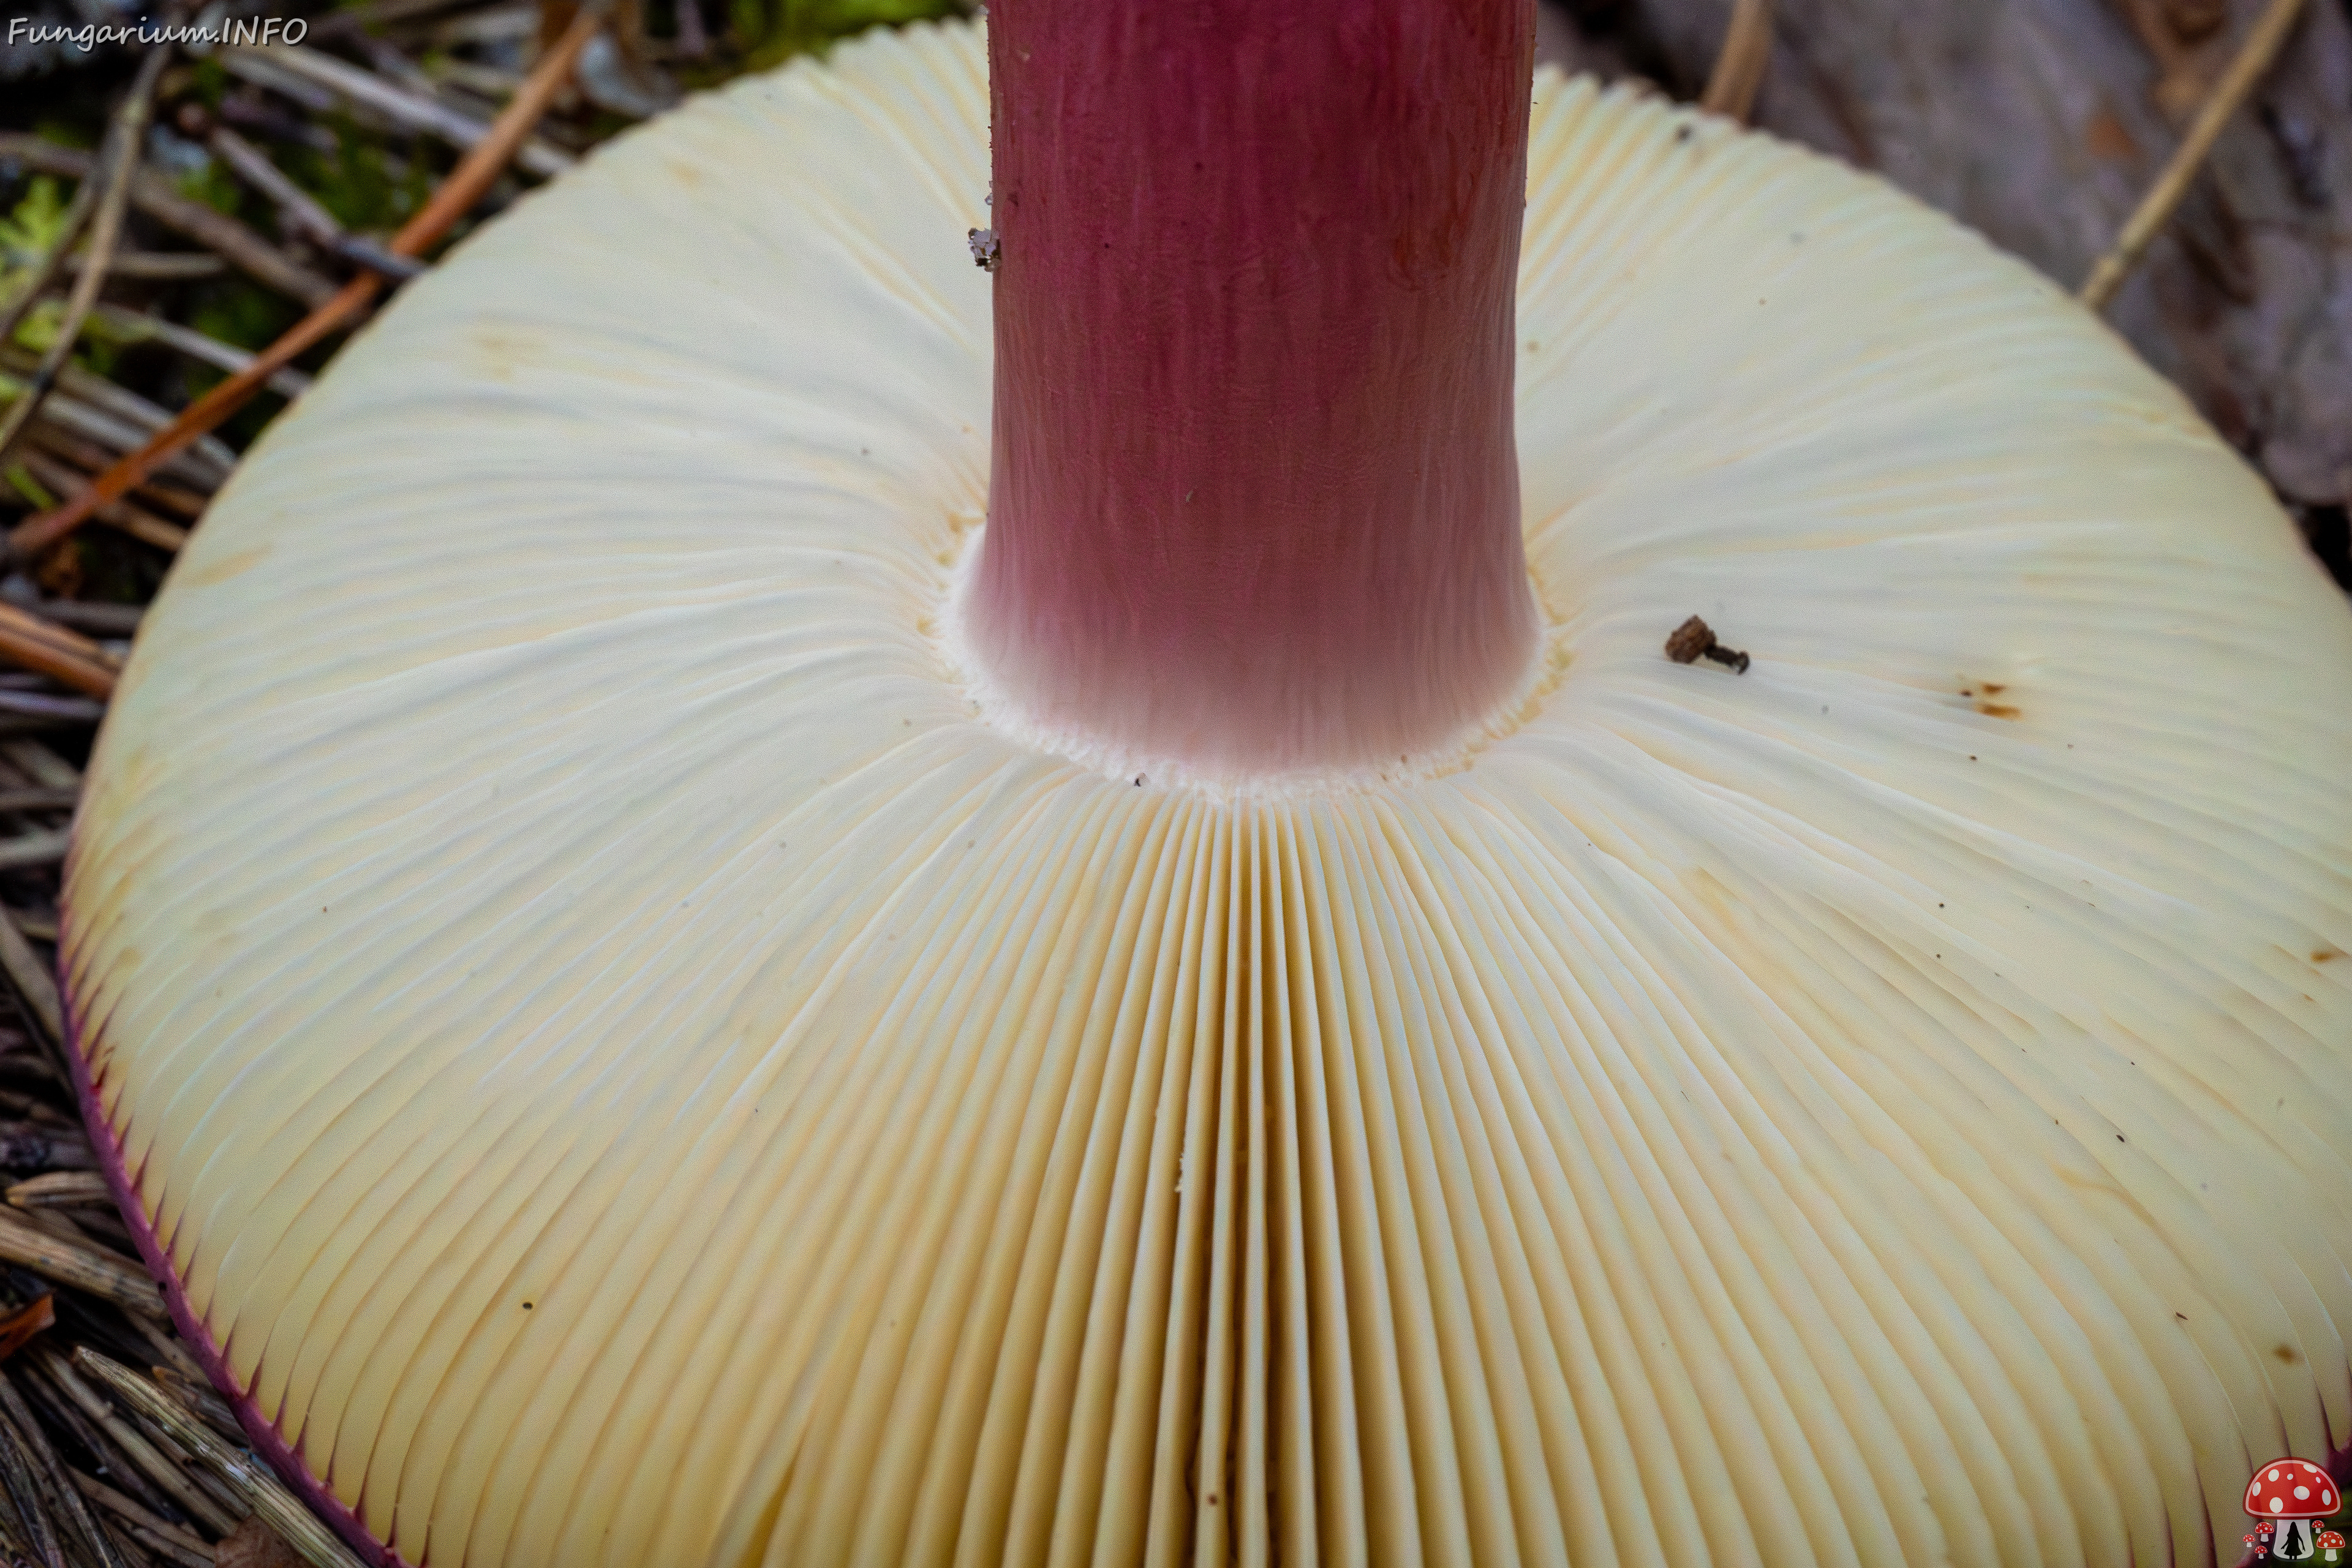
(965, 0, 1539, 778)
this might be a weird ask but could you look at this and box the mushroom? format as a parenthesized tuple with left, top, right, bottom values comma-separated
(59, 3, 2352, 1566)
(2245, 1461, 2340, 1560)
(2322, 1527, 2346, 1562)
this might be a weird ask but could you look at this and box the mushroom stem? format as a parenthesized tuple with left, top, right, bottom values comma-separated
(963, 0, 1541, 779)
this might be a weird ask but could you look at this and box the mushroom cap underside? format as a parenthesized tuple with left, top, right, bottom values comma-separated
(63, 20, 2352, 1568)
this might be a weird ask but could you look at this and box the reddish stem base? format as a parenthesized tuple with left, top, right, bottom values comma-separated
(965, 0, 1540, 778)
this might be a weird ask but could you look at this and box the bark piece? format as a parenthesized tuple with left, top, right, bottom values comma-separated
(1587, 0, 2352, 508)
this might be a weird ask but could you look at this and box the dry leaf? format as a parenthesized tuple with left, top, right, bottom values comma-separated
(214, 1517, 306, 1568)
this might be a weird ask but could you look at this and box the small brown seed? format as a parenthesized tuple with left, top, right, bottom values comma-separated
(1665, 615, 1752, 674)
(1664, 616, 1715, 665)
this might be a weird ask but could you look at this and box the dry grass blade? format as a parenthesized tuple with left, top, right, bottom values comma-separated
(320, 0, 484, 33)
(1, 1210, 74, 1246)
(0, 690, 105, 725)
(2, 742, 78, 791)
(72, 1353, 362, 1568)
(39, 363, 234, 485)
(37, 1351, 236, 1537)
(2079, 0, 2310, 309)
(60, 253, 225, 282)
(224, 44, 573, 178)
(214, 1518, 309, 1568)
(201, 130, 421, 285)
(0, 863, 224, 1551)
(0, 1213, 162, 1317)
(15, 1363, 178, 1531)
(0, 790, 78, 814)
(0, 605, 120, 700)
(0, 834, 74, 874)
(2, 298, 346, 574)
(12, 401, 218, 503)
(0, 138, 339, 310)
(0, 910, 64, 1050)
(0, 1378, 128, 1568)
(0, 1082, 70, 1120)
(0, 45, 175, 467)
(6, 1177, 110, 1211)
(119, 1324, 202, 1393)
(1700, 0, 1773, 121)
(145, 1371, 238, 1446)
(17, 601, 138, 638)
(7, 0, 614, 567)
(0, 1400, 67, 1568)
(18, 450, 189, 554)
(86, 307, 312, 402)
(73, 1473, 214, 1565)
(200, 128, 339, 249)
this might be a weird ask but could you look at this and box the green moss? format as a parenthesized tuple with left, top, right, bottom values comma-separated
(8, 297, 141, 380)
(27, 119, 97, 152)
(0, 177, 75, 274)
(174, 158, 248, 221)
(727, 0, 964, 74)
(2, 462, 58, 511)
(186, 279, 298, 356)
(187, 58, 230, 109)
(287, 115, 436, 235)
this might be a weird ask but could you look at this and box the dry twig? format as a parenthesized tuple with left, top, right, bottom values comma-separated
(2079, 0, 2310, 310)
(3, 741, 80, 792)
(0, 1402, 67, 1568)
(0, 1376, 129, 1568)
(202, 129, 423, 284)
(86, 307, 312, 402)
(6, 1175, 110, 1210)
(16, 1361, 183, 1527)
(0, 831, 72, 871)
(73, 1471, 216, 1564)
(0, 1212, 162, 1316)
(3, 353, 238, 489)
(203, 127, 339, 249)
(0, 139, 338, 311)
(1700, 0, 1774, 121)
(9, 0, 614, 567)
(18, 450, 189, 554)
(221, 45, 573, 178)
(25, 427, 209, 521)
(74, 1352, 364, 1568)
(147, 1370, 239, 1446)
(0, 692, 105, 723)
(17, 603, 137, 639)
(60, 252, 227, 282)
(40, 1351, 236, 1535)
(0, 605, 120, 699)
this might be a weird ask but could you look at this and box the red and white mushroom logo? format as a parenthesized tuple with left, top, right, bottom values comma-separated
(2318, 1528, 2346, 1562)
(2246, 1459, 2339, 1561)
